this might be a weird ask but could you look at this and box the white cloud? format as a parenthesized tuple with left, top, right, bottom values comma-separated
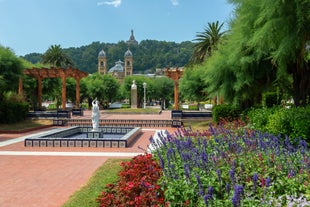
(170, 0, 179, 6)
(97, 0, 122, 7)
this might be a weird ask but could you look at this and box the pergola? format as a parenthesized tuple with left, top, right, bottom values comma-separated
(19, 67, 88, 110)
(165, 67, 183, 110)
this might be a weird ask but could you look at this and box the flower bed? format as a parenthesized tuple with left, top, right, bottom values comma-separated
(97, 121, 310, 206)
(152, 124, 310, 206)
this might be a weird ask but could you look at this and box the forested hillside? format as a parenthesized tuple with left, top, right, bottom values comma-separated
(23, 40, 194, 73)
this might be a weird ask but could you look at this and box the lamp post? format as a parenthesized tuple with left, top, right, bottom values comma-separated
(143, 82, 147, 109)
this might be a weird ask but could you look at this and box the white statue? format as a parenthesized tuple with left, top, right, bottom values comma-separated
(131, 80, 137, 90)
(91, 98, 100, 131)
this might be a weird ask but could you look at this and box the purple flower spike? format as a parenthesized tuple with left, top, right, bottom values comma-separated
(253, 173, 258, 192)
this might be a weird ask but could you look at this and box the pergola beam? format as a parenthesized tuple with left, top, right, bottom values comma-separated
(21, 67, 88, 110)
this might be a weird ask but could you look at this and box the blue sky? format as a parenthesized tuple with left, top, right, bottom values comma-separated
(0, 0, 234, 56)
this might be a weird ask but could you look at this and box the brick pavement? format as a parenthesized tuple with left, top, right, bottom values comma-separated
(0, 110, 176, 207)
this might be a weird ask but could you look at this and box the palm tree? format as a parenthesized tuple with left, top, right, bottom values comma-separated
(191, 21, 226, 64)
(42, 44, 74, 67)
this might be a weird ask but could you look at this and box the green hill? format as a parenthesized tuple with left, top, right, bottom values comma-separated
(23, 40, 194, 73)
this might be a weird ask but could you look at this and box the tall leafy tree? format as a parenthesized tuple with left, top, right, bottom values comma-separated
(191, 21, 226, 64)
(42, 44, 74, 67)
(83, 73, 120, 104)
(151, 77, 174, 108)
(205, 0, 310, 107)
(233, 0, 309, 106)
(0, 46, 23, 100)
(180, 65, 208, 103)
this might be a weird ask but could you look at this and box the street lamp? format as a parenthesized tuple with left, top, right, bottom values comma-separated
(143, 82, 147, 109)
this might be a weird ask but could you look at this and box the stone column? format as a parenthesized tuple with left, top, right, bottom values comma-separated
(131, 80, 137, 108)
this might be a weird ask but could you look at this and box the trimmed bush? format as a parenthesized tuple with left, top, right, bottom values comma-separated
(0, 101, 29, 124)
(212, 104, 241, 123)
(263, 92, 281, 107)
(247, 106, 310, 143)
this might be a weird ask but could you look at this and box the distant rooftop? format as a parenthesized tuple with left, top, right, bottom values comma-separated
(126, 30, 138, 46)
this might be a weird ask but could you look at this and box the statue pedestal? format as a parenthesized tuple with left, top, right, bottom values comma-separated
(87, 131, 102, 138)
(131, 80, 137, 108)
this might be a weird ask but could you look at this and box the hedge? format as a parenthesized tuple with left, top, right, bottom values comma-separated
(247, 106, 310, 143)
(0, 101, 29, 124)
(212, 104, 241, 123)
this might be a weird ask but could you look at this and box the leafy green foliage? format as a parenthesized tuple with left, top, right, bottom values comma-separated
(42, 44, 74, 67)
(23, 40, 194, 74)
(191, 21, 226, 64)
(180, 65, 208, 103)
(82, 73, 120, 104)
(152, 122, 310, 206)
(0, 46, 24, 100)
(263, 91, 282, 107)
(212, 104, 241, 123)
(247, 106, 310, 143)
(204, 0, 310, 107)
(0, 96, 29, 124)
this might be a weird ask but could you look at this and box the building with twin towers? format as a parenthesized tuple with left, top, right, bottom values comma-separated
(97, 30, 138, 80)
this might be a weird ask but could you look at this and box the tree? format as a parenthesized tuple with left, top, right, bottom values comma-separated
(42, 44, 74, 67)
(180, 65, 208, 103)
(0, 46, 24, 101)
(191, 21, 226, 64)
(121, 76, 153, 108)
(204, 0, 310, 107)
(153, 77, 174, 109)
(83, 73, 120, 105)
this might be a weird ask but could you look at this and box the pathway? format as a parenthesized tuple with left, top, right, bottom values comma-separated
(0, 110, 175, 207)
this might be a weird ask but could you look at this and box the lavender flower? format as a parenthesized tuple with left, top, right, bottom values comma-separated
(229, 167, 235, 184)
(232, 185, 244, 207)
(216, 169, 221, 183)
(204, 194, 212, 206)
(226, 183, 231, 195)
(196, 174, 204, 196)
(253, 173, 259, 192)
(208, 186, 214, 197)
(266, 177, 271, 187)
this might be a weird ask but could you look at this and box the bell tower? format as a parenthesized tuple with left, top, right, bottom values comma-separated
(124, 49, 133, 76)
(98, 49, 107, 74)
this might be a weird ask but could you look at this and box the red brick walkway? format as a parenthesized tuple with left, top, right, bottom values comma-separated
(0, 110, 176, 207)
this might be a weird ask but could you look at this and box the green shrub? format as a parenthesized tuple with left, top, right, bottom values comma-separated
(288, 107, 310, 141)
(188, 105, 198, 110)
(246, 107, 276, 132)
(121, 103, 130, 108)
(247, 106, 310, 143)
(0, 101, 29, 124)
(263, 92, 281, 107)
(266, 108, 292, 137)
(212, 104, 241, 123)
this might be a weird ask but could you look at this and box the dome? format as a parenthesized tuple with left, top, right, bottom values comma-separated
(108, 60, 124, 73)
(124, 49, 132, 57)
(98, 49, 106, 57)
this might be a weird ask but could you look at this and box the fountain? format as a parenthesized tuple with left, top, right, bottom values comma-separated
(24, 126, 141, 148)
(24, 98, 141, 148)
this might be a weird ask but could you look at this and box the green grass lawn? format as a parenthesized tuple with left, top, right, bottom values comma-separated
(61, 158, 129, 207)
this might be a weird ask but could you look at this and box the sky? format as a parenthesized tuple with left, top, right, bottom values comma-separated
(0, 0, 234, 56)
